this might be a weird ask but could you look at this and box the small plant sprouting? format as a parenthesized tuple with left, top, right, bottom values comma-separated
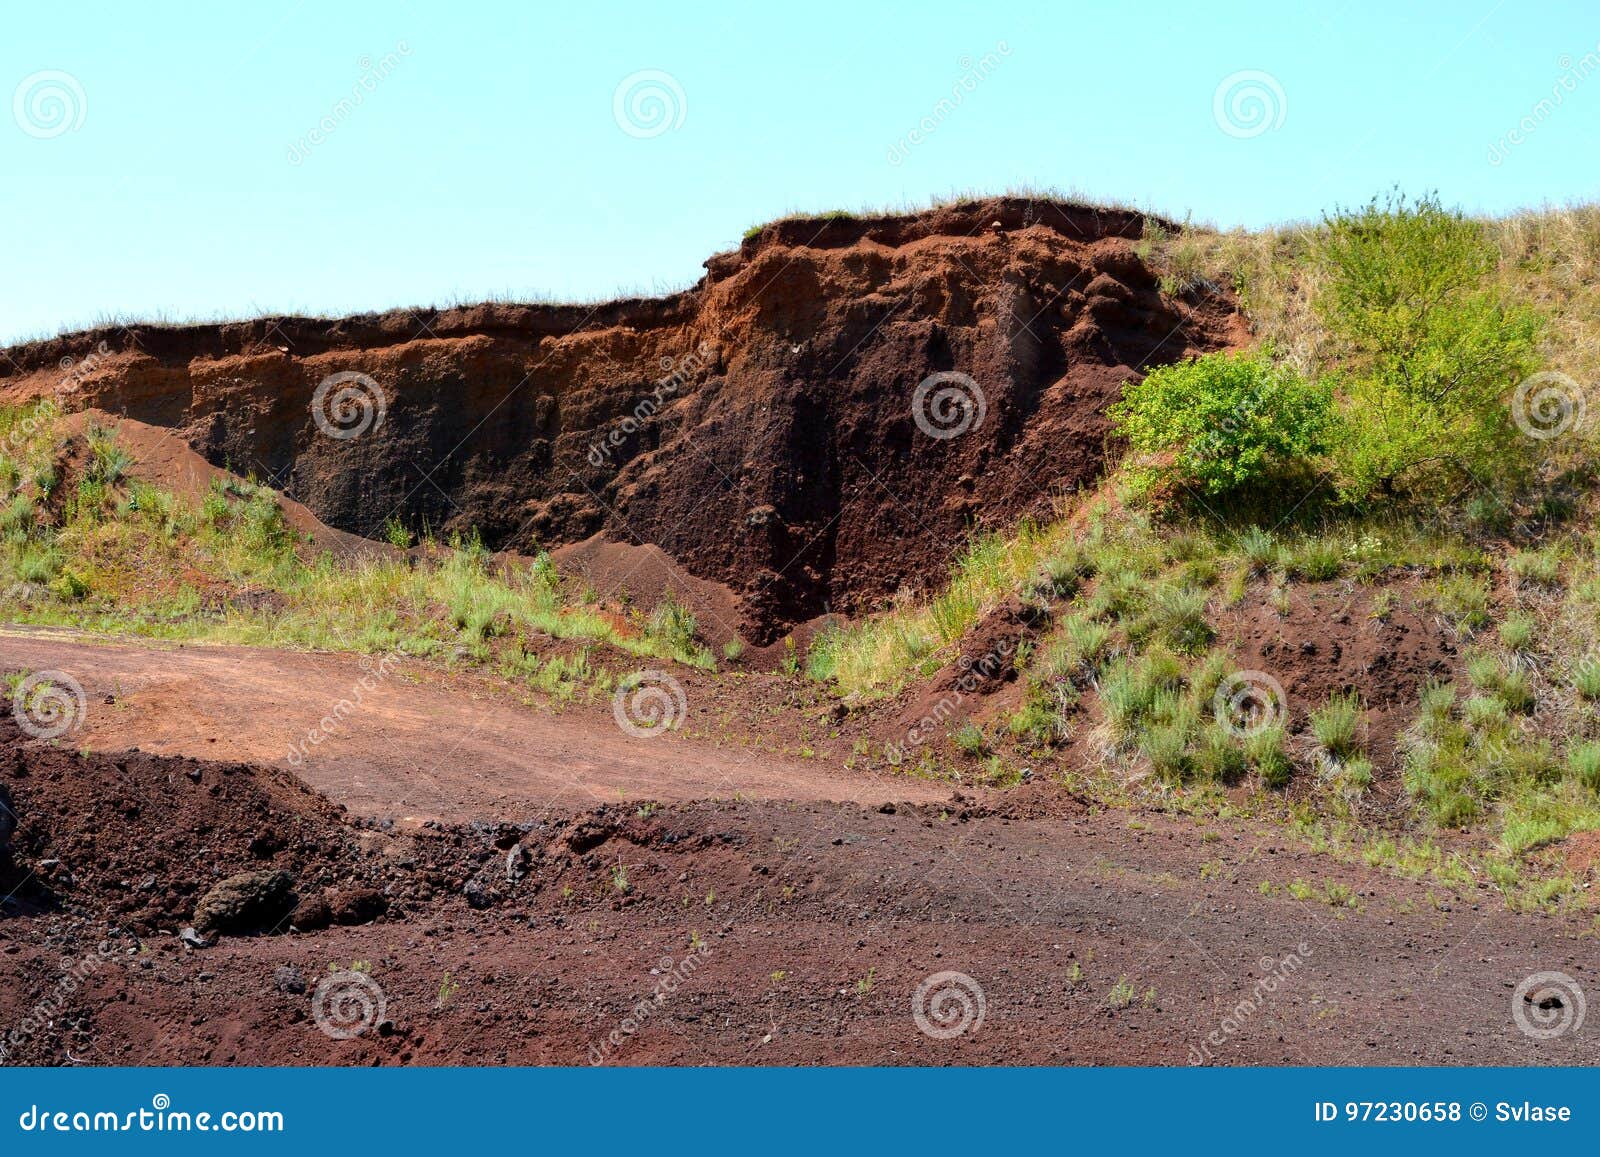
(436, 971, 461, 1009)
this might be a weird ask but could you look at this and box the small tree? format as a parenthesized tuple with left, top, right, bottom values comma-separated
(1314, 191, 1543, 499)
(1109, 350, 1334, 497)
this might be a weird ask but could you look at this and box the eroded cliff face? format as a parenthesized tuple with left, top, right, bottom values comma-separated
(1, 198, 1242, 641)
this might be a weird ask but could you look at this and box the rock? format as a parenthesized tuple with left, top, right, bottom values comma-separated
(506, 844, 529, 883)
(273, 965, 306, 994)
(247, 831, 285, 858)
(192, 869, 295, 935)
(463, 880, 494, 910)
(178, 926, 215, 949)
(564, 819, 611, 854)
(289, 893, 332, 931)
(329, 886, 387, 925)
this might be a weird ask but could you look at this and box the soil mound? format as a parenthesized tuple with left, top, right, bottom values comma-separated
(0, 712, 367, 932)
(1, 198, 1242, 643)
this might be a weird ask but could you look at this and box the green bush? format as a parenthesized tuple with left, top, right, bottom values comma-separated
(1247, 724, 1293, 789)
(1314, 192, 1543, 500)
(1310, 691, 1363, 759)
(953, 721, 986, 756)
(1109, 350, 1334, 497)
(1498, 611, 1535, 652)
(1509, 548, 1562, 587)
(1568, 741, 1600, 792)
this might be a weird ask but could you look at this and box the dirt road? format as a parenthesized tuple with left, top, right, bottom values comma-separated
(0, 629, 942, 821)
(2, 629, 1594, 1067)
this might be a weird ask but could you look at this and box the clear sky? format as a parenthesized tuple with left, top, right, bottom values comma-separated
(3, 0, 1598, 344)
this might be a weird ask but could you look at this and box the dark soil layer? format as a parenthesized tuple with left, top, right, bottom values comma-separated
(2, 718, 1593, 1067)
(0, 199, 1242, 642)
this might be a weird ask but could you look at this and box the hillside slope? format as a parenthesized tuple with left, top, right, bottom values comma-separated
(0, 198, 1242, 642)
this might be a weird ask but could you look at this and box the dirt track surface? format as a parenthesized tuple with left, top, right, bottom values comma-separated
(1, 629, 1595, 1067)
(0, 630, 942, 821)
(3, 786, 1594, 1066)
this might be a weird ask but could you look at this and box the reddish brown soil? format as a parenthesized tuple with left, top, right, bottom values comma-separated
(1216, 579, 1459, 768)
(0, 631, 944, 821)
(1, 198, 1243, 643)
(2, 710, 1594, 1067)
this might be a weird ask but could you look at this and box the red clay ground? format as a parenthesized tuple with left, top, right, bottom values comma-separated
(2, 632, 1595, 1067)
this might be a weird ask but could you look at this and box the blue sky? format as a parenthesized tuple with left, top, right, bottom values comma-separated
(3, 0, 1598, 343)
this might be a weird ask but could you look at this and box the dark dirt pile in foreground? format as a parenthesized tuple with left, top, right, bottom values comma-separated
(2, 721, 1592, 1067)
(0, 199, 1242, 642)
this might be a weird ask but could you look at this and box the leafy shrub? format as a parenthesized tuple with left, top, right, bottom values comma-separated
(382, 515, 414, 549)
(1315, 192, 1543, 500)
(1109, 350, 1334, 497)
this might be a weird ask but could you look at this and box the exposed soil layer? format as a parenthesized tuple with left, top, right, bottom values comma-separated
(1216, 579, 1459, 767)
(2, 717, 1594, 1067)
(1, 199, 1242, 643)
